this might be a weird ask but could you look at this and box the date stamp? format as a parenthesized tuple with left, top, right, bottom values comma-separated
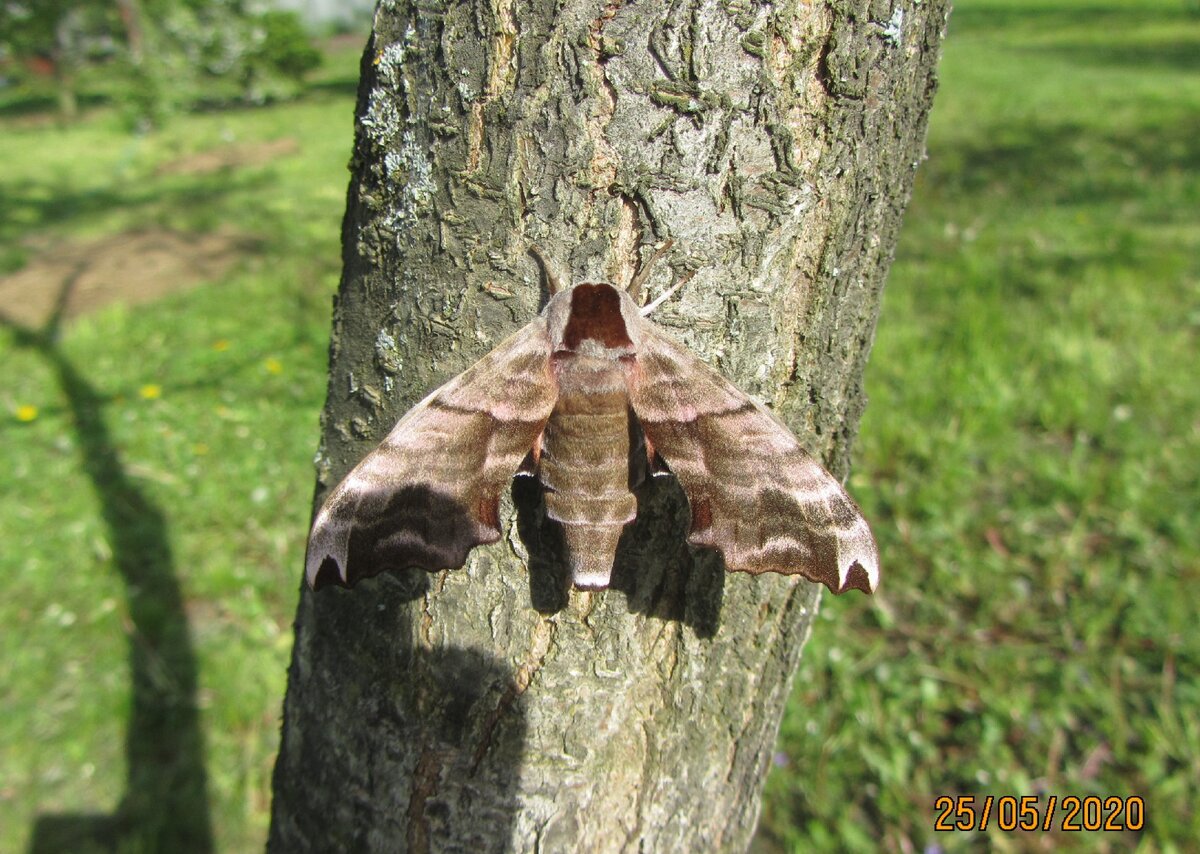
(933, 795, 1144, 833)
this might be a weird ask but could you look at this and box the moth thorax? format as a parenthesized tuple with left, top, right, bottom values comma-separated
(561, 283, 633, 352)
(572, 337, 628, 360)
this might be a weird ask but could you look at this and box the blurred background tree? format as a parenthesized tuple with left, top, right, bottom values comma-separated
(0, 0, 113, 120)
(0, 0, 322, 127)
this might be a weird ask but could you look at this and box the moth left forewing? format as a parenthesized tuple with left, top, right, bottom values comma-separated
(305, 318, 557, 589)
(626, 323, 879, 594)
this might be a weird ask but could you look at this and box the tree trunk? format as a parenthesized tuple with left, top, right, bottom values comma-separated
(53, 10, 83, 123)
(270, 0, 947, 850)
(115, 0, 145, 65)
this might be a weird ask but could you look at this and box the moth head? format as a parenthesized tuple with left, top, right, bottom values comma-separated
(544, 282, 643, 356)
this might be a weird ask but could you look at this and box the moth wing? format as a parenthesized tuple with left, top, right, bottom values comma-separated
(306, 318, 557, 589)
(626, 325, 879, 594)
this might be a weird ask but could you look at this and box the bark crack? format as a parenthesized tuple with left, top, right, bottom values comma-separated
(583, 0, 624, 189)
(420, 588, 435, 649)
(467, 0, 520, 172)
(471, 617, 556, 772)
(405, 747, 444, 854)
(624, 718, 658, 849)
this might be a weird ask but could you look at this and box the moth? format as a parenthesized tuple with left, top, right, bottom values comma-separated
(305, 250, 879, 595)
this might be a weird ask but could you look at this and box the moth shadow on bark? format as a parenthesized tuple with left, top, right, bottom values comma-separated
(511, 475, 724, 638)
(511, 476, 573, 613)
(611, 476, 725, 639)
(269, 587, 529, 852)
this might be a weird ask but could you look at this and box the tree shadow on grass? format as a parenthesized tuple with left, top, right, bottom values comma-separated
(0, 170, 276, 247)
(917, 114, 1200, 213)
(1029, 38, 1200, 73)
(0, 90, 111, 121)
(4, 277, 213, 853)
(304, 76, 364, 100)
(948, 4, 1198, 38)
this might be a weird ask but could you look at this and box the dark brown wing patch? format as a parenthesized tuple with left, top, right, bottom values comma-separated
(311, 485, 498, 589)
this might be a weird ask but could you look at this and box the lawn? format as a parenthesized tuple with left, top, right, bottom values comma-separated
(1, 1, 1196, 851)
(0, 42, 360, 853)
(759, 0, 1199, 849)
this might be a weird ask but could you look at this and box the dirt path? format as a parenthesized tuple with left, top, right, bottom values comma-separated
(0, 228, 256, 328)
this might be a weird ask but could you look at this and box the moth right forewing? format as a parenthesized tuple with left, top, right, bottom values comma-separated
(432, 318, 559, 423)
(626, 322, 879, 594)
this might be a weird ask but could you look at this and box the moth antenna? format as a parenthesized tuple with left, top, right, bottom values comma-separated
(627, 239, 674, 303)
(528, 245, 565, 296)
(639, 267, 695, 317)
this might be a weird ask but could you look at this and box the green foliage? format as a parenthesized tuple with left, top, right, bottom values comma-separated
(757, 0, 1200, 850)
(251, 11, 322, 80)
(124, 4, 323, 124)
(0, 0, 322, 126)
(0, 1, 111, 58)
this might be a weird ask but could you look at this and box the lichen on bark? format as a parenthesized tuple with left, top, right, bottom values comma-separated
(270, 0, 948, 850)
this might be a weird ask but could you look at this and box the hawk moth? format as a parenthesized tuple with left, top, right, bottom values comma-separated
(305, 252, 879, 595)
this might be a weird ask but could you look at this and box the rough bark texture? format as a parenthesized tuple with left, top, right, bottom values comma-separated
(270, 0, 947, 850)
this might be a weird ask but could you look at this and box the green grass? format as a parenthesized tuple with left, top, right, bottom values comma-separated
(1, 2, 1196, 851)
(759, 0, 1199, 850)
(0, 45, 360, 853)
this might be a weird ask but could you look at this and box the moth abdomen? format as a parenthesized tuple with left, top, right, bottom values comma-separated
(540, 357, 636, 588)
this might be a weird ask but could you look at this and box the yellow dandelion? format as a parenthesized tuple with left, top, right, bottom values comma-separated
(264, 357, 283, 375)
(15, 404, 38, 422)
(192, 443, 210, 456)
(139, 384, 162, 400)
(212, 339, 230, 352)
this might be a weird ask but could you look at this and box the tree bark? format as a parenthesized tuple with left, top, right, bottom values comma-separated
(270, 0, 947, 850)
